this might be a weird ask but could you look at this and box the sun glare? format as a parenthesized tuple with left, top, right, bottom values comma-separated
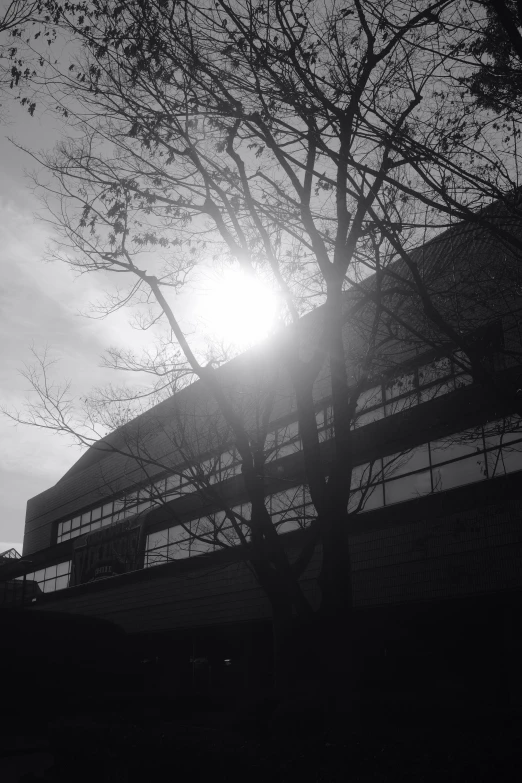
(201, 266, 279, 349)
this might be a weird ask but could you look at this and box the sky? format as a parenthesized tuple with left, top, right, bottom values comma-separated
(0, 98, 279, 554)
(0, 102, 196, 551)
(0, 103, 119, 550)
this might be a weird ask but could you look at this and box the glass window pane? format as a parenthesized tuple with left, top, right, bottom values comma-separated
(57, 561, 70, 576)
(276, 440, 300, 458)
(454, 374, 473, 389)
(45, 564, 57, 579)
(487, 445, 522, 478)
(318, 427, 330, 443)
(385, 470, 432, 504)
(217, 526, 240, 546)
(125, 492, 138, 513)
(487, 449, 504, 479)
(348, 483, 384, 513)
(384, 445, 430, 479)
(418, 356, 452, 386)
(430, 431, 483, 465)
(279, 420, 299, 443)
(90, 520, 101, 531)
(501, 443, 522, 474)
(166, 473, 181, 489)
(34, 569, 46, 584)
(81, 511, 91, 525)
(190, 517, 213, 537)
(62, 520, 71, 533)
(356, 385, 383, 412)
(452, 350, 470, 373)
(419, 379, 455, 403)
(69, 529, 79, 540)
(57, 535, 62, 544)
(351, 462, 373, 490)
(190, 538, 215, 555)
(62, 531, 71, 541)
(147, 530, 169, 550)
(170, 542, 190, 559)
(221, 449, 239, 474)
(91, 507, 101, 521)
(151, 479, 165, 498)
(169, 525, 188, 544)
(71, 516, 81, 530)
(138, 486, 152, 502)
(197, 459, 210, 476)
(385, 394, 418, 416)
(363, 483, 385, 510)
(113, 497, 125, 512)
(220, 449, 234, 468)
(55, 575, 69, 591)
(102, 502, 113, 517)
(43, 579, 56, 593)
(276, 520, 301, 535)
(385, 373, 415, 401)
(209, 510, 226, 528)
(147, 545, 168, 566)
(101, 516, 112, 527)
(484, 417, 522, 448)
(271, 489, 297, 515)
(432, 455, 486, 492)
(165, 475, 180, 496)
(354, 407, 384, 428)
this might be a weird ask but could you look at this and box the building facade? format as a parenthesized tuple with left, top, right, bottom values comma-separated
(3, 206, 522, 709)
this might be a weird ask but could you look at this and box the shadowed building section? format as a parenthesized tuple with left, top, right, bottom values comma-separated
(3, 201, 522, 714)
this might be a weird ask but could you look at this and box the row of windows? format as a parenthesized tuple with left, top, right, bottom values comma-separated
(31, 416, 522, 588)
(17, 561, 71, 593)
(56, 421, 306, 544)
(352, 354, 471, 430)
(145, 416, 522, 567)
(349, 418, 522, 512)
(56, 351, 471, 545)
(144, 486, 315, 567)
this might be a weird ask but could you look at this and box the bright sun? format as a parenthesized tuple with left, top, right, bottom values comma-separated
(199, 266, 280, 349)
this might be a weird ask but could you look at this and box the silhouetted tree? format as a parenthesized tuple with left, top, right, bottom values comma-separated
(5, 0, 522, 714)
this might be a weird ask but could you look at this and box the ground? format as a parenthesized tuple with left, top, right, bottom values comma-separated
(1, 702, 521, 782)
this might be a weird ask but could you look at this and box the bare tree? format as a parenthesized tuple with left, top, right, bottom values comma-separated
(5, 0, 522, 713)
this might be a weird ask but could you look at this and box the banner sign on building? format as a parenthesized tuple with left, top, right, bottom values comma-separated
(71, 518, 145, 586)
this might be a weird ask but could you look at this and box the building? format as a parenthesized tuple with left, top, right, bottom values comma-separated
(3, 201, 522, 711)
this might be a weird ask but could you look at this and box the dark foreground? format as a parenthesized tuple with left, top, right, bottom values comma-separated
(2, 702, 521, 783)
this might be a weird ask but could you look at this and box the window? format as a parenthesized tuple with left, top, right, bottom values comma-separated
(432, 456, 485, 491)
(385, 470, 432, 504)
(349, 351, 476, 433)
(20, 561, 71, 593)
(143, 489, 315, 567)
(384, 444, 430, 478)
(348, 417, 522, 515)
(269, 421, 301, 459)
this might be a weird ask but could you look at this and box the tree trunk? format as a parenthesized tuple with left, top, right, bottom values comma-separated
(318, 501, 357, 723)
(271, 600, 297, 703)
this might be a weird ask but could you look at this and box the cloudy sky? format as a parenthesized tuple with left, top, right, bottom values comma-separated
(0, 103, 112, 550)
(0, 101, 195, 552)
(0, 96, 276, 554)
